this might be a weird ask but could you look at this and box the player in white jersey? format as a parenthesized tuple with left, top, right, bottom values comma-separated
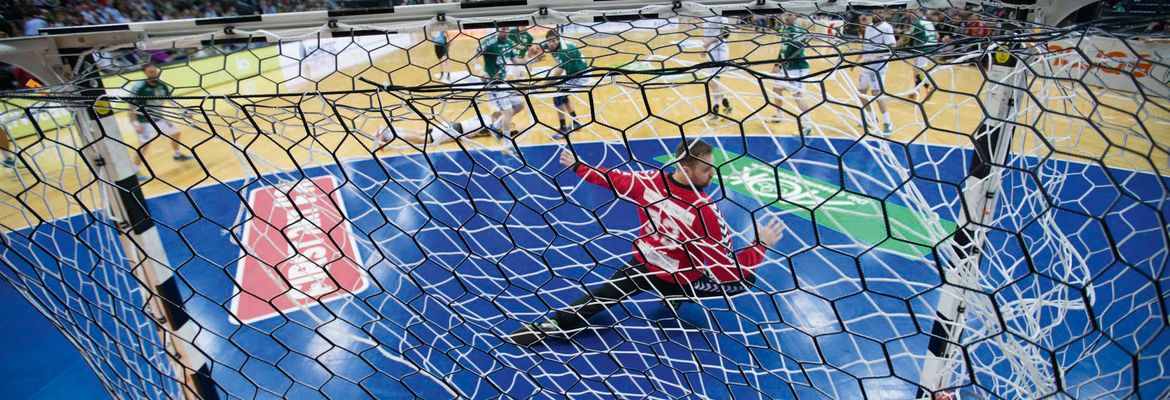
(701, 16, 733, 119)
(377, 116, 488, 147)
(859, 13, 896, 134)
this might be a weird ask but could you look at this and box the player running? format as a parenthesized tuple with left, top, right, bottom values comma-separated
(535, 29, 588, 138)
(0, 125, 23, 169)
(702, 16, 734, 120)
(767, 12, 813, 135)
(859, 13, 896, 134)
(478, 27, 528, 143)
(129, 64, 194, 177)
(432, 28, 451, 82)
(901, 9, 938, 101)
(510, 139, 785, 346)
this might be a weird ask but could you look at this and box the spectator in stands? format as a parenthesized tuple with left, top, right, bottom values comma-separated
(202, 5, 221, 19)
(102, 4, 128, 24)
(81, 4, 100, 26)
(964, 12, 991, 38)
(23, 9, 48, 36)
(5, 0, 436, 38)
(962, 12, 991, 56)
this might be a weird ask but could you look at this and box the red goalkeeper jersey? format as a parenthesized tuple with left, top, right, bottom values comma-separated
(574, 163, 767, 284)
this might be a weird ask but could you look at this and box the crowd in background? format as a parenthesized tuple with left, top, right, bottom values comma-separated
(0, 0, 445, 38)
(4, 0, 1166, 39)
(0, 0, 1164, 89)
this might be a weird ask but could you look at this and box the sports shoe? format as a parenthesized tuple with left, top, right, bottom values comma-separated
(552, 122, 581, 139)
(534, 319, 569, 339)
(510, 319, 569, 346)
(173, 153, 194, 162)
(1, 158, 15, 168)
(882, 123, 893, 134)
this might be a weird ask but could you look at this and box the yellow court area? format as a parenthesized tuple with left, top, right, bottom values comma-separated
(1, 22, 1167, 228)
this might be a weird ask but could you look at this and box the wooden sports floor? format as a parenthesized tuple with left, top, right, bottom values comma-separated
(1, 24, 1167, 228)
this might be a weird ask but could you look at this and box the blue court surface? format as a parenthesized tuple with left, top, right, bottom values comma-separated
(2, 135, 1168, 399)
(0, 281, 108, 399)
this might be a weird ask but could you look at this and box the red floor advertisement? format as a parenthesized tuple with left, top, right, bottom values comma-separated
(230, 176, 367, 324)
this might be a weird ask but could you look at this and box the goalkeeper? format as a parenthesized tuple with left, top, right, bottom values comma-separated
(511, 139, 785, 345)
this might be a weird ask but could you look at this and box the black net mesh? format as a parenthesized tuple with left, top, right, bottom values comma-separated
(1, 2, 1169, 399)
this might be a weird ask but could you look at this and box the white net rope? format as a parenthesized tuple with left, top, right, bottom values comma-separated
(0, 2, 1168, 399)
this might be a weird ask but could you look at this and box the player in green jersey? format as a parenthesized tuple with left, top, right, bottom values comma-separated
(510, 27, 535, 60)
(767, 13, 812, 135)
(477, 27, 528, 145)
(128, 64, 193, 174)
(901, 9, 938, 100)
(536, 29, 588, 137)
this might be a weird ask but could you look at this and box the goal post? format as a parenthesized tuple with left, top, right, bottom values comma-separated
(916, 1, 1038, 397)
(0, 0, 1166, 399)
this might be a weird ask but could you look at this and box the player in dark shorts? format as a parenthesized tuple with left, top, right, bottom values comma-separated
(535, 29, 589, 137)
(433, 29, 450, 81)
